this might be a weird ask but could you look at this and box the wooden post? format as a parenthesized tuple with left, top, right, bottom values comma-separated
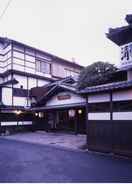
(85, 96, 89, 146)
(110, 91, 113, 152)
(110, 91, 113, 121)
(74, 110, 78, 135)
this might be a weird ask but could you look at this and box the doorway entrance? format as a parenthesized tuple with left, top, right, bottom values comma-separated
(46, 108, 86, 134)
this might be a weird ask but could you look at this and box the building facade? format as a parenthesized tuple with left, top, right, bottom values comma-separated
(79, 14, 132, 157)
(0, 37, 83, 133)
(31, 77, 86, 133)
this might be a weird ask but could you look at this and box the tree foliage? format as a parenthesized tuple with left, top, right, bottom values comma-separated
(77, 61, 117, 89)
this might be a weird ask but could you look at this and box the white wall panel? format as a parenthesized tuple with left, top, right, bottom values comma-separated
(13, 51, 24, 60)
(4, 44, 11, 54)
(23, 121, 32, 125)
(28, 78, 37, 89)
(89, 113, 110, 120)
(113, 90, 132, 101)
(13, 64, 24, 72)
(88, 93, 110, 103)
(13, 58, 24, 65)
(13, 74, 27, 89)
(18, 121, 32, 125)
(1, 122, 17, 126)
(52, 63, 65, 78)
(0, 55, 3, 60)
(25, 55, 35, 62)
(6, 64, 12, 71)
(2, 87, 12, 105)
(113, 112, 132, 120)
(37, 79, 49, 87)
(46, 92, 85, 106)
(0, 68, 3, 73)
(2, 51, 11, 61)
(25, 67, 35, 74)
(13, 97, 27, 106)
(25, 61, 35, 68)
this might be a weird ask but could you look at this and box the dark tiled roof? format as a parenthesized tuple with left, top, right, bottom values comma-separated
(117, 65, 132, 71)
(79, 80, 132, 94)
(30, 76, 77, 105)
(0, 79, 18, 86)
(106, 25, 132, 46)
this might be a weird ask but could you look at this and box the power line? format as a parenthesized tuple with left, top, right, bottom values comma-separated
(0, 0, 12, 21)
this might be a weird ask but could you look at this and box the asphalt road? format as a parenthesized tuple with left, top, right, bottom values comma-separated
(0, 138, 132, 182)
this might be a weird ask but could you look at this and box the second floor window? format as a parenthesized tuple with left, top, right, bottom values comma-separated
(36, 60, 51, 74)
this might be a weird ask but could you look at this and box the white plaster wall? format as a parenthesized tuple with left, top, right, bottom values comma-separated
(35, 71, 51, 78)
(13, 64, 25, 72)
(3, 44, 11, 54)
(14, 74, 27, 89)
(0, 68, 3, 73)
(22, 121, 32, 125)
(46, 92, 85, 107)
(52, 63, 66, 78)
(113, 112, 132, 120)
(0, 55, 3, 61)
(25, 61, 35, 68)
(88, 113, 110, 120)
(18, 121, 32, 125)
(25, 55, 35, 62)
(3, 51, 11, 61)
(28, 77, 37, 89)
(6, 64, 12, 71)
(88, 93, 110, 103)
(113, 90, 132, 101)
(13, 97, 27, 106)
(13, 57, 24, 65)
(2, 87, 12, 105)
(1, 122, 17, 126)
(25, 67, 35, 74)
(37, 79, 49, 87)
(1, 121, 32, 126)
(13, 51, 24, 60)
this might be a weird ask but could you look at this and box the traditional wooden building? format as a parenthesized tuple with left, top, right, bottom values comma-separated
(0, 37, 83, 134)
(31, 76, 86, 133)
(79, 14, 132, 157)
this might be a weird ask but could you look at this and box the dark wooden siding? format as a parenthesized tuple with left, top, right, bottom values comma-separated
(87, 120, 132, 157)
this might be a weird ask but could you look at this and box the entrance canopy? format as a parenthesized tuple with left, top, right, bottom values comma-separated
(30, 76, 86, 111)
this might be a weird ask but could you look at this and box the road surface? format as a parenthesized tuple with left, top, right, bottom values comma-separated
(0, 138, 132, 182)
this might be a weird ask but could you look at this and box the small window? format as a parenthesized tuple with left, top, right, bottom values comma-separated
(36, 60, 51, 74)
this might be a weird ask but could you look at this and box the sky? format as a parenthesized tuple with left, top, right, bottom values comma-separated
(0, 0, 131, 67)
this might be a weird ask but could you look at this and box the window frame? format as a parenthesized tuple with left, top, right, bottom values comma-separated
(35, 59, 51, 74)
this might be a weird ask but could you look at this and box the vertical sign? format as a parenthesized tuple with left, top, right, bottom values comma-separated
(120, 42, 132, 67)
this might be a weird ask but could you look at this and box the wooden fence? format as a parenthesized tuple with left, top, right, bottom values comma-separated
(87, 120, 132, 157)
